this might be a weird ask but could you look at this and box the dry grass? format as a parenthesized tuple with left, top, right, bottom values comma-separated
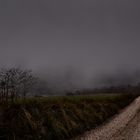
(0, 94, 137, 140)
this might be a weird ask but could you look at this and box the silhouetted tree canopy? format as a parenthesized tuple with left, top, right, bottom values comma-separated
(0, 67, 37, 102)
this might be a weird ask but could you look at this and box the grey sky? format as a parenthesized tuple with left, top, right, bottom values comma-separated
(0, 0, 140, 89)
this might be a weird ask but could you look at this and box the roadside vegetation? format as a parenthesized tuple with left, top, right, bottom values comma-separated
(0, 94, 137, 140)
(0, 67, 138, 140)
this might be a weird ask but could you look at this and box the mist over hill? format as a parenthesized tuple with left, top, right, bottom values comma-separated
(0, 0, 140, 95)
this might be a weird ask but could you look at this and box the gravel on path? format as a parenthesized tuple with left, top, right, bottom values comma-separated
(75, 97, 140, 140)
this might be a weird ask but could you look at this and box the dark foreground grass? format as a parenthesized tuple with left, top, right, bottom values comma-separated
(0, 94, 137, 140)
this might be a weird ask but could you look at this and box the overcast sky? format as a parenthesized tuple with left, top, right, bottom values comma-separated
(0, 0, 140, 89)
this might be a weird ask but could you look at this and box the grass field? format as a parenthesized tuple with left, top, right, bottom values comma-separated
(0, 94, 137, 140)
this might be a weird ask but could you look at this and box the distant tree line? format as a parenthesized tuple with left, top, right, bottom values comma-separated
(66, 84, 140, 96)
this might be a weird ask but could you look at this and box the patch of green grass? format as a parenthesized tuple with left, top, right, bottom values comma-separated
(0, 94, 137, 140)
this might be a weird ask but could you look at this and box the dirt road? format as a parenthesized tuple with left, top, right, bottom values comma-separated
(77, 97, 140, 140)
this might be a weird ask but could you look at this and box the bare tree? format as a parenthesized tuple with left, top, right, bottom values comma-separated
(0, 67, 37, 102)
